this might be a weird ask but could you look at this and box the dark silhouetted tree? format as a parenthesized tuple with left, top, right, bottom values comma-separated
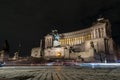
(2, 40, 10, 52)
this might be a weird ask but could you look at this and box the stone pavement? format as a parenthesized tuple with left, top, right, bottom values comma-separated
(0, 66, 120, 80)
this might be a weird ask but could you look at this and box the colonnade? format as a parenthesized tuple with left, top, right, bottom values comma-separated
(45, 26, 107, 48)
(60, 27, 106, 46)
(60, 33, 91, 46)
(92, 27, 106, 39)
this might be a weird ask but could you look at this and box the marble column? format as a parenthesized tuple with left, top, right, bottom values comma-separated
(81, 36, 83, 42)
(94, 29, 96, 38)
(103, 27, 107, 37)
(98, 28, 100, 38)
(79, 37, 81, 44)
(77, 38, 79, 44)
(50, 38, 53, 47)
(72, 38, 74, 45)
(69, 39, 71, 46)
(46, 39, 49, 48)
(88, 33, 91, 40)
(91, 30, 93, 39)
(65, 39, 67, 45)
(63, 39, 65, 46)
(47, 39, 49, 47)
(95, 29, 97, 38)
(97, 29, 99, 38)
(68, 39, 70, 45)
(45, 39, 47, 48)
(75, 38, 76, 45)
(49, 38, 51, 47)
(67, 39, 69, 45)
(100, 28, 103, 38)
(66, 39, 68, 45)
(63, 40, 65, 46)
(70, 38, 72, 45)
(49, 39, 50, 47)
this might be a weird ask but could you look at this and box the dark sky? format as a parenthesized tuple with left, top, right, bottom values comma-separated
(0, 0, 120, 56)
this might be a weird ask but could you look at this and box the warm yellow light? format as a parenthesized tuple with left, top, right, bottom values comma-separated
(58, 53, 60, 56)
(56, 52, 61, 57)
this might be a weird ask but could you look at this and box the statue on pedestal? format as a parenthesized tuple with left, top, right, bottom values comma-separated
(52, 30, 61, 47)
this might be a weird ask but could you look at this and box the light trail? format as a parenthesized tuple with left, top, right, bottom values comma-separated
(78, 63, 120, 68)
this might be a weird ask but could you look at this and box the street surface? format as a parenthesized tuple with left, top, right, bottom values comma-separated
(0, 66, 120, 80)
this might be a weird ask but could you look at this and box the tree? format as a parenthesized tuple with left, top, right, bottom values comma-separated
(2, 40, 10, 52)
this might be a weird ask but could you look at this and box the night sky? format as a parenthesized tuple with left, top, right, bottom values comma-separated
(0, 0, 120, 56)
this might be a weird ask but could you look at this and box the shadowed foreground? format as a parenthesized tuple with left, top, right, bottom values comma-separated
(0, 66, 120, 80)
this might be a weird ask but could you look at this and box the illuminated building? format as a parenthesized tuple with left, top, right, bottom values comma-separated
(31, 18, 118, 62)
(43, 18, 118, 62)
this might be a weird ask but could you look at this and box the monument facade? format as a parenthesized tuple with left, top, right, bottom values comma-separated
(44, 18, 117, 62)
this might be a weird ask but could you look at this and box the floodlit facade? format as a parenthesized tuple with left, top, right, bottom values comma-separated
(44, 18, 118, 62)
(31, 18, 118, 62)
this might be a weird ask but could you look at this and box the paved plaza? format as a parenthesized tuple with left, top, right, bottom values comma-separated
(0, 66, 120, 80)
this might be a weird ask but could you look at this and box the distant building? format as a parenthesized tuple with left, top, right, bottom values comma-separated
(44, 18, 118, 62)
(31, 18, 118, 62)
(31, 47, 42, 58)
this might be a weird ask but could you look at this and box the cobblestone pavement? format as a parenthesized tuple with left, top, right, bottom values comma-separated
(0, 66, 120, 80)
